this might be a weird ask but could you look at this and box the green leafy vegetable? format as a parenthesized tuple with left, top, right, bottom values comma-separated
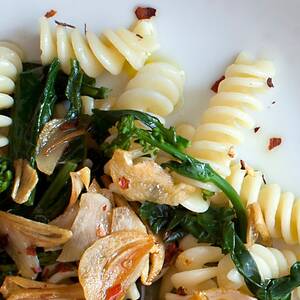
(34, 58, 60, 137)
(92, 109, 247, 240)
(9, 64, 46, 162)
(0, 157, 13, 193)
(65, 60, 83, 120)
(81, 84, 111, 99)
(32, 161, 77, 222)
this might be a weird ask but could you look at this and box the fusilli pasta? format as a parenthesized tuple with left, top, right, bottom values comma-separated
(218, 244, 300, 298)
(113, 61, 185, 117)
(0, 43, 22, 148)
(226, 163, 300, 245)
(176, 53, 275, 192)
(40, 16, 159, 77)
(160, 243, 222, 298)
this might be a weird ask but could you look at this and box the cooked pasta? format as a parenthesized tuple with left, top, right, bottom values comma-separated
(176, 53, 275, 192)
(0, 43, 22, 148)
(217, 244, 300, 298)
(113, 61, 185, 117)
(226, 163, 300, 245)
(40, 16, 159, 77)
(160, 244, 222, 297)
(163, 243, 300, 299)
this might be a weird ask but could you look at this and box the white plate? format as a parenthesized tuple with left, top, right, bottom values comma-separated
(0, 0, 300, 195)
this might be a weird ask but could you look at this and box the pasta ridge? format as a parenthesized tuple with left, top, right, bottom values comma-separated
(113, 61, 185, 117)
(40, 16, 159, 77)
(176, 53, 275, 191)
(0, 42, 22, 148)
(226, 163, 300, 245)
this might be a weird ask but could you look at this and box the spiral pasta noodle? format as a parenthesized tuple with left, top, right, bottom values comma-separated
(226, 163, 300, 245)
(113, 61, 185, 117)
(217, 244, 300, 298)
(176, 53, 275, 192)
(40, 16, 159, 77)
(0, 42, 22, 148)
(162, 241, 300, 299)
(160, 242, 222, 298)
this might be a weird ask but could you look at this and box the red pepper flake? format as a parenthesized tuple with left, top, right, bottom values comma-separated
(254, 126, 261, 133)
(118, 176, 130, 189)
(26, 246, 37, 256)
(135, 6, 156, 20)
(268, 137, 282, 151)
(176, 287, 187, 296)
(0, 234, 8, 249)
(211, 75, 225, 93)
(102, 204, 107, 211)
(240, 159, 247, 170)
(164, 242, 179, 267)
(262, 174, 267, 184)
(136, 33, 143, 39)
(55, 20, 76, 29)
(106, 283, 123, 300)
(267, 77, 274, 88)
(44, 9, 57, 18)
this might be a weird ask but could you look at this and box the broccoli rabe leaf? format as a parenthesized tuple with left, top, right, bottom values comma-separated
(0, 157, 13, 194)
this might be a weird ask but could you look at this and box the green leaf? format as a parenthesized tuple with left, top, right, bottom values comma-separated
(32, 161, 77, 222)
(0, 157, 13, 193)
(81, 84, 111, 99)
(65, 59, 83, 120)
(34, 58, 60, 135)
(140, 202, 173, 234)
(9, 65, 46, 161)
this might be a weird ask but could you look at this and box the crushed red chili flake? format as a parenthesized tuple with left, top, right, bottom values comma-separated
(135, 6, 156, 20)
(164, 242, 179, 267)
(136, 33, 143, 39)
(118, 176, 130, 189)
(240, 160, 247, 170)
(176, 287, 187, 296)
(0, 234, 8, 249)
(44, 9, 57, 18)
(254, 126, 261, 133)
(262, 174, 267, 184)
(268, 137, 282, 151)
(102, 204, 107, 211)
(267, 77, 274, 88)
(55, 20, 76, 29)
(26, 246, 37, 256)
(211, 75, 225, 93)
(106, 284, 123, 300)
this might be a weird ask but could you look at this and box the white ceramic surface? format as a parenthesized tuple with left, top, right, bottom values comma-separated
(0, 0, 300, 195)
